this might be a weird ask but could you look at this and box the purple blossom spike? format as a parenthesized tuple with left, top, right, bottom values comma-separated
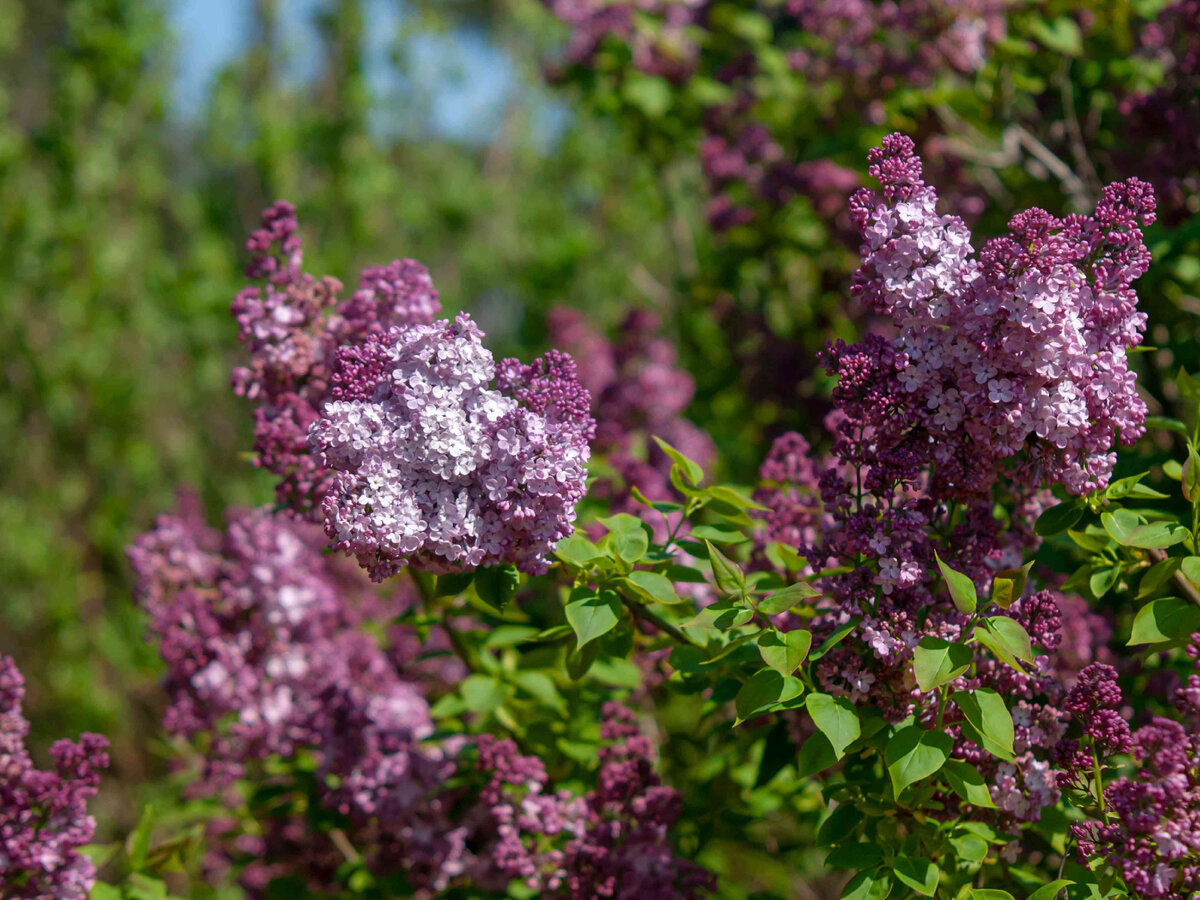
(0, 655, 109, 900)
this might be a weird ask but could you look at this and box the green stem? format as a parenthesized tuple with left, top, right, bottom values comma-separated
(616, 588, 701, 648)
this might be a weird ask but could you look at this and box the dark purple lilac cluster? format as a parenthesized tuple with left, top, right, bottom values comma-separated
(547, 307, 712, 527)
(478, 703, 714, 899)
(1061, 658, 1200, 898)
(1120, 0, 1200, 224)
(0, 655, 109, 900)
(232, 201, 443, 513)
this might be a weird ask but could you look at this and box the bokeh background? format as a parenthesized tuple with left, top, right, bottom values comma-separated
(0, 0, 689, 839)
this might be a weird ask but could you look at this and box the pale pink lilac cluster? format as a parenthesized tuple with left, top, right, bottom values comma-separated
(311, 313, 594, 580)
(477, 703, 714, 899)
(0, 655, 109, 900)
(232, 201, 442, 513)
(547, 307, 712, 528)
(847, 133, 1154, 497)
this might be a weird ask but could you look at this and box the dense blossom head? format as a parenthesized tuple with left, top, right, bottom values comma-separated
(232, 201, 442, 513)
(845, 132, 1154, 497)
(0, 655, 109, 900)
(311, 313, 594, 580)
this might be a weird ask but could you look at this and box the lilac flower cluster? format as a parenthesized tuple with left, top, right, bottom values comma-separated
(232, 201, 442, 513)
(0, 655, 109, 900)
(736, 139, 1150, 828)
(130, 499, 473, 891)
(311, 313, 594, 580)
(846, 132, 1154, 497)
(131, 502, 707, 894)
(540, 0, 706, 83)
(233, 203, 595, 581)
(1120, 1, 1200, 224)
(478, 703, 714, 899)
(547, 307, 712, 526)
(1062, 658, 1200, 898)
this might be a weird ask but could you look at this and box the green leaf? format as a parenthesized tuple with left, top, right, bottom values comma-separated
(810, 620, 858, 662)
(949, 832, 989, 861)
(701, 629, 765, 666)
(1180, 556, 1200, 588)
(893, 857, 939, 896)
(1027, 881, 1074, 900)
(807, 692, 861, 758)
(951, 689, 1015, 762)
(554, 534, 603, 567)
(1100, 509, 1141, 544)
(1140, 556, 1182, 598)
(706, 540, 746, 595)
(885, 725, 953, 795)
(1186, 444, 1200, 502)
(623, 74, 672, 117)
(1035, 498, 1084, 536)
(461, 675, 509, 714)
(1128, 596, 1200, 645)
(757, 581, 821, 615)
(435, 571, 474, 597)
(795, 732, 838, 778)
(817, 804, 863, 846)
(968, 891, 1014, 900)
(754, 721, 794, 787)
(841, 869, 893, 900)
(652, 435, 703, 485)
(90, 885, 123, 900)
(1089, 565, 1120, 599)
(128, 804, 155, 871)
(991, 560, 1034, 609)
(125, 875, 168, 900)
(757, 629, 812, 675)
(936, 552, 977, 614)
(1147, 416, 1189, 437)
(942, 759, 997, 808)
(704, 484, 770, 512)
(566, 639, 600, 680)
(475, 564, 520, 611)
(601, 514, 650, 563)
(686, 598, 753, 630)
(622, 570, 683, 605)
(512, 671, 566, 713)
(767, 542, 809, 572)
(565, 589, 622, 649)
(690, 525, 748, 544)
(1029, 15, 1082, 55)
(735, 669, 804, 724)
(1106, 473, 1167, 500)
(912, 637, 973, 692)
(973, 617, 1033, 672)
